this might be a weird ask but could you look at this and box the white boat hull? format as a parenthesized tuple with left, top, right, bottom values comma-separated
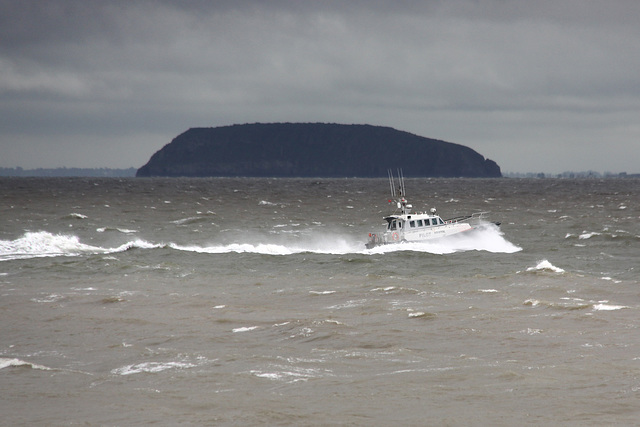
(366, 221, 474, 249)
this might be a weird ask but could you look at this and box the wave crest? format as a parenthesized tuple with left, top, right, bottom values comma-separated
(0, 231, 160, 261)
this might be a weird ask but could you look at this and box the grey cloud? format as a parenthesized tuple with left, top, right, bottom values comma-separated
(1, 0, 639, 171)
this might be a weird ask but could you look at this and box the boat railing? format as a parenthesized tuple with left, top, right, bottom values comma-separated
(444, 212, 490, 224)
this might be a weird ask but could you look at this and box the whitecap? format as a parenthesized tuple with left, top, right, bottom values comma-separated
(111, 361, 196, 376)
(371, 286, 396, 292)
(67, 213, 88, 219)
(116, 229, 138, 234)
(593, 303, 627, 311)
(249, 366, 326, 383)
(31, 294, 64, 303)
(327, 299, 367, 310)
(232, 326, 259, 333)
(252, 371, 282, 380)
(579, 231, 601, 240)
(0, 357, 52, 371)
(108, 239, 164, 253)
(96, 227, 137, 234)
(526, 260, 565, 273)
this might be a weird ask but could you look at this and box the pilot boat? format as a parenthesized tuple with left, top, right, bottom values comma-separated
(365, 171, 497, 249)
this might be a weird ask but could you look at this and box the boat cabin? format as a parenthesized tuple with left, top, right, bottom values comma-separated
(385, 214, 445, 231)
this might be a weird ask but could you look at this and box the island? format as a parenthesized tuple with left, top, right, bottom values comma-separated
(136, 123, 501, 178)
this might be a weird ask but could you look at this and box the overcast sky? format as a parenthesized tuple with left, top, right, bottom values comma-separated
(2, 0, 639, 173)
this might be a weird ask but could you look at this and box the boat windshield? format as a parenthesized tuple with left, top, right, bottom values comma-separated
(388, 219, 403, 230)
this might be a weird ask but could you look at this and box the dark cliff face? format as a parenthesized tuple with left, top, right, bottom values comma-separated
(136, 123, 502, 178)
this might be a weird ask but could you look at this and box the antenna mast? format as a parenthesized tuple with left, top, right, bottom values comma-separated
(398, 168, 406, 197)
(388, 169, 396, 198)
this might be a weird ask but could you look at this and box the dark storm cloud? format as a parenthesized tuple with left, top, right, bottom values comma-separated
(1, 0, 639, 172)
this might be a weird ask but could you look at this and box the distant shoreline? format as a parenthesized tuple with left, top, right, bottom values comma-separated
(0, 167, 137, 177)
(1, 168, 637, 179)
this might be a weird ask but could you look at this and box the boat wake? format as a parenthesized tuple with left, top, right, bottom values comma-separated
(169, 224, 520, 255)
(170, 235, 357, 256)
(365, 223, 521, 255)
(0, 226, 520, 261)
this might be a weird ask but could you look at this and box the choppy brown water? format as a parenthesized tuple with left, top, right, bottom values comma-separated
(1, 177, 639, 425)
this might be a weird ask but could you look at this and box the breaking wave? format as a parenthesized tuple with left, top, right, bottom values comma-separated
(0, 357, 52, 371)
(0, 231, 162, 261)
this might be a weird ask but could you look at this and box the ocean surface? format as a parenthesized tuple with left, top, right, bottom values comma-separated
(1, 177, 638, 426)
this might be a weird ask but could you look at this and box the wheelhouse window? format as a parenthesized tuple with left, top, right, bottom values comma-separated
(417, 219, 423, 227)
(410, 221, 416, 228)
